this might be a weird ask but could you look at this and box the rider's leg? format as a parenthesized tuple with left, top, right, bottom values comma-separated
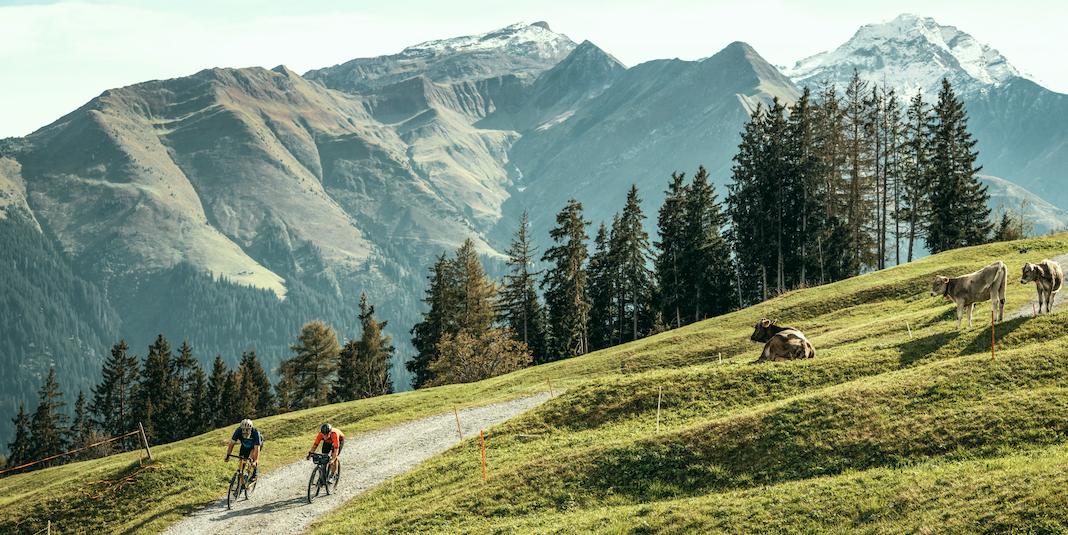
(250, 445, 260, 480)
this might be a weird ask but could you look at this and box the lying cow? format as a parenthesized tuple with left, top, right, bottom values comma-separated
(750, 318, 815, 361)
(1021, 259, 1063, 314)
(931, 260, 1007, 329)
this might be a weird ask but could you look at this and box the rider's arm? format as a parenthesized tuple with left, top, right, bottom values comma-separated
(225, 440, 235, 460)
(308, 432, 323, 456)
(250, 444, 260, 463)
(330, 433, 340, 460)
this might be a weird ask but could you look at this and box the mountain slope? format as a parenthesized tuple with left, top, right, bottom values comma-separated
(3, 234, 1067, 533)
(505, 41, 798, 234)
(785, 13, 1068, 209)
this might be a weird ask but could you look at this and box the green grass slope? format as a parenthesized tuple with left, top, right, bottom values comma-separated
(1, 235, 1066, 534)
(309, 236, 1068, 534)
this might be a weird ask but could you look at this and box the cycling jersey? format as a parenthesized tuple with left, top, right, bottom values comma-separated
(311, 429, 345, 455)
(231, 427, 263, 457)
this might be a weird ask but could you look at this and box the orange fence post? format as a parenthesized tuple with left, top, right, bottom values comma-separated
(991, 308, 996, 360)
(479, 429, 487, 481)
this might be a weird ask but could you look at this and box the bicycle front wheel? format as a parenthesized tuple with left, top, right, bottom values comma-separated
(245, 471, 257, 499)
(307, 466, 321, 503)
(227, 473, 241, 510)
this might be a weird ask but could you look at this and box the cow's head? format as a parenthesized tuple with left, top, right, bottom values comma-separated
(931, 276, 950, 297)
(1021, 263, 1038, 284)
(750, 318, 773, 342)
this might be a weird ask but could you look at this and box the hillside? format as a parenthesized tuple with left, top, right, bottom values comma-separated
(3, 234, 1068, 533)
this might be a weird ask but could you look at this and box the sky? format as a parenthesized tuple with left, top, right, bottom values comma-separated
(1, 0, 1066, 138)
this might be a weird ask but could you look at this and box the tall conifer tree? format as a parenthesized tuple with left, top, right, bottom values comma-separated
(499, 212, 549, 362)
(30, 368, 69, 462)
(655, 172, 689, 328)
(541, 199, 591, 359)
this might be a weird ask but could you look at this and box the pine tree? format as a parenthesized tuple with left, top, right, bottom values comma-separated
(336, 293, 395, 400)
(655, 172, 689, 328)
(453, 239, 498, 335)
(173, 341, 198, 438)
(207, 355, 229, 427)
(787, 87, 829, 286)
(237, 350, 273, 417)
(727, 107, 769, 304)
(69, 391, 93, 454)
(219, 370, 241, 426)
(135, 334, 177, 443)
(189, 365, 210, 434)
(30, 368, 69, 463)
(926, 78, 992, 252)
(843, 70, 876, 272)
(609, 185, 655, 342)
(90, 340, 140, 438)
(901, 91, 933, 262)
(685, 166, 735, 317)
(541, 199, 591, 359)
(278, 321, 340, 410)
(409, 253, 455, 388)
(498, 212, 550, 362)
(587, 222, 617, 351)
(6, 402, 32, 468)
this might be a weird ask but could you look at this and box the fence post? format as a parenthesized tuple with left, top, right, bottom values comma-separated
(453, 407, 463, 441)
(906, 321, 913, 339)
(547, 379, 555, 397)
(656, 386, 663, 434)
(138, 422, 153, 462)
(1033, 302, 1037, 317)
(480, 429, 487, 481)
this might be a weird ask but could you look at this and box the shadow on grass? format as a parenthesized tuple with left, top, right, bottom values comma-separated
(897, 330, 957, 366)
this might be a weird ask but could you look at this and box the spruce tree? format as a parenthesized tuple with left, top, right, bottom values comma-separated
(30, 368, 69, 462)
(685, 166, 735, 317)
(609, 185, 655, 342)
(207, 355, 228, 427)
(498, 212, 550, 362)
(541, 199, 591, 359)
(587, 222, 617, 351)
(334, 339, 361, 402)
(279, 321, 340, 410)
(136, 335, 177, 443)
(173, 341, 198, 438)
(926, 78, 991, 252)
(843, 70, 875, 272)
(6, 402, 32, 468)
(787, 87, 829, 286)
(69, 391, 93, 454)
(189, 366, 210, 434)
(728, 107, 769, 304)
(91, 340, 140, 438)
(409, 253, 455, 388)
(355, 293, 395, 398)
(655, 172, 689, 328)
(453, 239, 497, 335)
(902, 91, 933, 262)
(238, 350, 273, 417)
(219, 370, 241, 426)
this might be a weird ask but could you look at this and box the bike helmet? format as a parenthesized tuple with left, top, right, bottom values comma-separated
(320, 423, 332, 435)
(240, 418, 254, 438)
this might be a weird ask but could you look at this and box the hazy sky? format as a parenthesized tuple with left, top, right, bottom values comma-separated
(1, 0, 1065, 138)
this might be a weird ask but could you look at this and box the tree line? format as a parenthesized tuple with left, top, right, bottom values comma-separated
(728, 73, 993, 303)
(4, 292, 393, 475)
(407, 74, 1000, 387)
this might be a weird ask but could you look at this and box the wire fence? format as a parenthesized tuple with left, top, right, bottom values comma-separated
(0, 423, 153, 478)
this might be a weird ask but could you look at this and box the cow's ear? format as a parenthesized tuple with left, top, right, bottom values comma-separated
(760, 318, 771, 328)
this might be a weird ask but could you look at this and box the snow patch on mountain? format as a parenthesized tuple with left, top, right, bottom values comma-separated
(401, 21, 573, 60)
(786, 13, 1021, 96)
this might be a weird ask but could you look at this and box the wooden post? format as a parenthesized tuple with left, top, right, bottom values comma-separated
(47, 520, 51, 535)
(718, 353, 722, 365)
(453, 407, 463, 441)
(656, 386, 663, 434)
(547, 379, 555, 397)
(479, 429, 487, 481)
(1033, 302, 1037, 317)
(991, 308, 996, 360)
(906, 321, 912, 339)
(138, 422, 153, 462)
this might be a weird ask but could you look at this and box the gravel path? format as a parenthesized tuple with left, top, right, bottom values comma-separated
(163, 393, 550, 535)
(1008, 252, 1068, 320)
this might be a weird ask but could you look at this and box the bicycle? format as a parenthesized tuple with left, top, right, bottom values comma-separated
(225, 454, 258, 509)
(306, 453, 341, 503)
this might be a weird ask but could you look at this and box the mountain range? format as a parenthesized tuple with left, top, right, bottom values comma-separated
(1, 15, 1065, 449)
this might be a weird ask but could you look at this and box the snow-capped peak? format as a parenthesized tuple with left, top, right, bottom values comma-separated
(401, 21, 575, 60)
(785, 13, 1021, 96)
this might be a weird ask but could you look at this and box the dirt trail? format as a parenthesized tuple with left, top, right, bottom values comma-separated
(1007, 252, 1068, 320)
(163, 393, 550, 535)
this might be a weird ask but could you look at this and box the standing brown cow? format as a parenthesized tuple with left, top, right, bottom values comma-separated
(931, 260, 1007, 329)
(750, 318, 815, 361)
(1021, 259, 1063, 314)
